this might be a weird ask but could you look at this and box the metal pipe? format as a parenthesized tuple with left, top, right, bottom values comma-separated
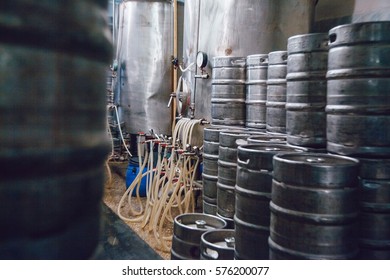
(172, 0, 178, 135)
(112, 0, 115, 44)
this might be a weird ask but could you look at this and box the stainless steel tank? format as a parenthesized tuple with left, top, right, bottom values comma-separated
(115, 0, 173, 135)
(182, 0, 316, 122)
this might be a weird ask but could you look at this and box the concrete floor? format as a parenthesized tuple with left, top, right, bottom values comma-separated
(95, 203, 162, 260)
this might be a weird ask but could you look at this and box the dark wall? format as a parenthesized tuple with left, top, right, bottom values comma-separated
(314, 0, 390, 32)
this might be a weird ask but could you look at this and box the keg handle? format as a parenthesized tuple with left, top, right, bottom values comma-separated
(202, 248, 219, 260)
(260, 57, 269, 64)
(237, 158, 250, 166)
(230, 59, 246, 67)
(329, 33, 337, 45)
(235, 139, 248, 146)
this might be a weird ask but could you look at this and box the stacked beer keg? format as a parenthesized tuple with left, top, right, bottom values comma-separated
(211, 57, 247, 127)
(202, 127, 225, 215)
(267, 31, 361, 260)
(326, 22, 390, 259)
(266, 51, 288, 134)
(246, 54, 269, 129)
(269, 153, 360, 259)
(234, 144, 307, 259)
(202, 22, 390, 260)
(217, 130, 264, 228)
(171, 213, 228, 260)
(286, 33, 329, 148)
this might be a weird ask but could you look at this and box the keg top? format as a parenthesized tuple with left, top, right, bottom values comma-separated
(238, 144, 307, 154)
(328, 21, 390, 48)
(247, 135, 287, 144)
(273, 153, 360, 188)
(201, 229, 235, 249)
(237, 144, 307, 170)
(246, 54, 269, 66)
(204, 126, 248, 142)
(174, 213, 226, 232)
(219, 130, 264, 147)
(274, 153, 359, 166)
(212, 56, 246, 68)
(288, 33, 329, 54)
(268, 51, 288, 65)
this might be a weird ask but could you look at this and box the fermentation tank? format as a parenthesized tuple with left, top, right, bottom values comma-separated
(182, 0, 316, 121)
(115, 0, 173, 135)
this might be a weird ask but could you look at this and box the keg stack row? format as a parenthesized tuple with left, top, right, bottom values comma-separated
(210, 51, 289, 134)
(326, 22, 390, 260)
(203, 127, 264, 225)
(200, 21, 390, 260)
(201, 128, 362, 260)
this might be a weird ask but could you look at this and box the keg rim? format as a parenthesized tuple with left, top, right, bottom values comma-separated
(212, 56, 247, 68)
(328, 21, 390, 48)
(246, 54, 269, 66)
(237, 143, 308, 154)
(287, 32, 329, 54)
(200, 229, 235, 249)
(268, 51, 288, 65)
(200, 229, 235, 260)
(174, 213, 227, 232)
(273, 152, 360, 167)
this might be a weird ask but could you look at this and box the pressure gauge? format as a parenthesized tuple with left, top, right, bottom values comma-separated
(196, 51, 208, 68)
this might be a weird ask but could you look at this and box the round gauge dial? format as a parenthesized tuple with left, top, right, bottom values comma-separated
(196, 51, 208, 68)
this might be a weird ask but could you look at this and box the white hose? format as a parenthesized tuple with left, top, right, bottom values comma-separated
(179, 62, 194, 73)
(117, 118, 203, 252)
(112, 105, 133, 157)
